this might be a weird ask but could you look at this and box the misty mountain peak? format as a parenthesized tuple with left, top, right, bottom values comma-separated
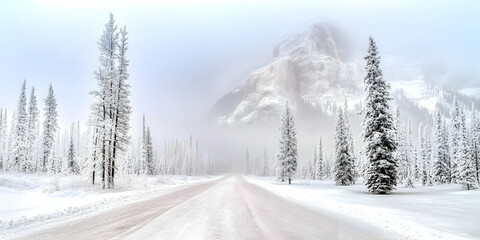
(273, 23, 340, 61)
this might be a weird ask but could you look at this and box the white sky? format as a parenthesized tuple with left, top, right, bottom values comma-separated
(0, 0, 479, 146)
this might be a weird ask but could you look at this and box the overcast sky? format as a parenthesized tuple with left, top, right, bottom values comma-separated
(0, 0, 478, 144)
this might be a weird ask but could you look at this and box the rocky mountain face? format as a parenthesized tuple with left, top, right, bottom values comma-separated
(213, 23, 360, 125)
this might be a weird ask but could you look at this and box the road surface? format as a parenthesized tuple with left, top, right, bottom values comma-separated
(16, 175, 388, 240)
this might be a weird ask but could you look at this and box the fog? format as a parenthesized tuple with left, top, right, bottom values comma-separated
(0, 0, 478, 172)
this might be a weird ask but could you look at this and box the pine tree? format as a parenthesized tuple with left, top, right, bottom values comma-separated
(90, 13, 131, 188)
(145, 127, 154, 175)
(457, 106, 478, 190)
(7, 110, 16, 172)
(12, 80, 28, 172)
(433, 111, 450, 183)
(277, 102, 298, 184)
(67, 123, 79, 174)
(42, 84, 59, 173)
(362, 37, 397, 194)
(344, 99, 357, 182)
(0, 109, 5, 171)
(419, 124, 432, 186)
(315, 138, 324, 180)
(26, 87, 39, 173)
(470, 110, 480, 185)
(312, 144, 317, 180)
(334, 107, 355, 185)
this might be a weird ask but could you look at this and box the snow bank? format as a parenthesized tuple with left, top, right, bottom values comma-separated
(247, 177, 480, 240)
(0, 173, 219, 238)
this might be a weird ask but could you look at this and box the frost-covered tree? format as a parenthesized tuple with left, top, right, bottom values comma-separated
(42, 84, 58, 173)
(67, 123, 79, 174)
(26, 87, 39, 172)
(419, 124, 432, 186)
(334, 107, 355, 185)
(90, 13, 131, 188)
(0, 109, 6, 171)
(433, 111, 450, 183)
(450, 97, 463, 184)
(277, 102, 298, 184)
(470, 110, 480, 185)
(12, 80, 28, 172)
(362, 37, 397, 194)
(315, 138, 324, 180)
(456, 106, 478, 190)
(343, 100, 356, 180)
(145, 126, 154, 175)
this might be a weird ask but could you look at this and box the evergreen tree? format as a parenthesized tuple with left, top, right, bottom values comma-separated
(26, 87, 39, 172)
(0, 109, 5, 171)
(450, 97, 463, 184)
(334, 107, 355, 185)
(67, 123, 79, 174)
(42, 84, 59, 173)
(277, 102, 298, 184)
(90, 14, 131, 188)
(362, 37, 397, 194)
(470, 110, 480, 185)
(145, 127, 154, 175)
(433, 111, 450, 183)
(457, 106, 478, 190)
(419, 124, 432, 186)
(316, 138, 324, 180)
(344, 99, 356, 182)
(12, 80, 28, 172)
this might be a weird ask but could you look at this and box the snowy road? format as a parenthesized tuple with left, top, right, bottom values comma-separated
(15, 175, 387, 240)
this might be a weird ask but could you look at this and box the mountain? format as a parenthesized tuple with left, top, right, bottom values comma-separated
(212, 23, 360, 125)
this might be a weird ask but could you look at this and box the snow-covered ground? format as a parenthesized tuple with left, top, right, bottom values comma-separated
(0, 173, 219, 238)
(247, 177, 480, 240)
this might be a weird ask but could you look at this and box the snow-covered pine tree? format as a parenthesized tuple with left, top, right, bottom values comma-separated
(7, 110, 16, 171)
(277, 102, 298, 184)
(26, 87, 39, 173)
(315, 138, 324, 180)
(90, 14, 131, 188)
(12, 80, 28, 172)
(450, 97, 463, 184)
(457, 106, 478, 190)
(141, 114, 147, 174)
(433, 111, 450, 183)
(343, 99, 356, 182)
(67, 123, 79, 174)
(42, 84, 59, 173)
(470, 109, 480, 185)
(145, 126, 154, 175)
(362, 37, 397, 194)
(419, 123, 431, 186)
(334, 107, 355, 185)
(0, 109, 5, 171)
(110, 25, 132, 182)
